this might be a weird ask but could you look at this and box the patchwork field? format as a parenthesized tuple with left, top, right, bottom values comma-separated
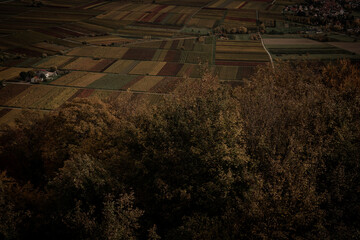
(0, 0, 359, 125)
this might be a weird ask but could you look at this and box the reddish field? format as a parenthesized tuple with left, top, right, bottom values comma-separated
(236, 66, 257, 79)
(67, 89, 83, 102)
(159, 41, 167, 49)
(8, 48, 43, 57)
(154, 13, 168, 23)
(1, 59, 26, 67)
(158, 62, 183, 76)
(0, 108, 11, 118)
(90, 59, 116, 72)
(164, 50, 181, 62)
(150, 77, 182, 93)
(120, 76, 145, 90)
(0, 84, 31, 105)
(122, 48, 157, 61)
(43, 27, 85, 38)
(77, 89, 95, 98)
(170, 40, 180, 50)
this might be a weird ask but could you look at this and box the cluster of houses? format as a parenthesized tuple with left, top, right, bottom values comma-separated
(19, 69, 58, 83)
(283, 0, 360, 34)
(30, 70, 57, 83)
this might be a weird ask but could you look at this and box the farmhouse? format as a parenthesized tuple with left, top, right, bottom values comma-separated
(31, 70, 57, 83)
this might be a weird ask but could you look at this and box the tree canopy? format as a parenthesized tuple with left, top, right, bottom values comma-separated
(0, 60, 359, 239)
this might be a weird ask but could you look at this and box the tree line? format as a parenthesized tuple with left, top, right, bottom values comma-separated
(0, 60, 359, 239)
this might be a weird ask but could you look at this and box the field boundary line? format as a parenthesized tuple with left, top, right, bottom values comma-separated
(0, 104, 52, 111)
(121, 36, 199, 47)
(5, 82, 171, 97)
(258, 32, 274, 69)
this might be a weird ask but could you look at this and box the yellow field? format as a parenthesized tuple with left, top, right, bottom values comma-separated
(227, 9, 256, 18)
(5, 85, 54, 108)
(209, 0, 227, 8)
(0, 68, 33, 80)
(31, 87, 77, 109)
(104, 60, 137, 74)
(97, 10, 129, 20)
(95, 2, 133, 11)
(130, 76, 163, 92)
(71, 73, 106, 87)
(36, 56, 74, 68)
(163, 41, 173, 49)
(67, 46, 129, 59)
(218, 66, 238, 80)
(51, 71, 87, 85)
(63, 57, 107, 71)
(152, 49, 169, 61)
(226, 1, 246, 9)
(129, 61, 166, 75)
(90, 89, 115, 100)
(0, 108, 23, 127)
(176, 64, 193, 78)
(198, 19, 216, 28)
(52, 71, 106, 87)
(123, 12, 146, 21)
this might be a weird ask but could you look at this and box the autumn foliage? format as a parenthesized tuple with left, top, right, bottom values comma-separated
(0, 60, 359, 239)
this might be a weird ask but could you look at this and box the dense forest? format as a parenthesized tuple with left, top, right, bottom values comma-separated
(0, 60, 359, 239)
